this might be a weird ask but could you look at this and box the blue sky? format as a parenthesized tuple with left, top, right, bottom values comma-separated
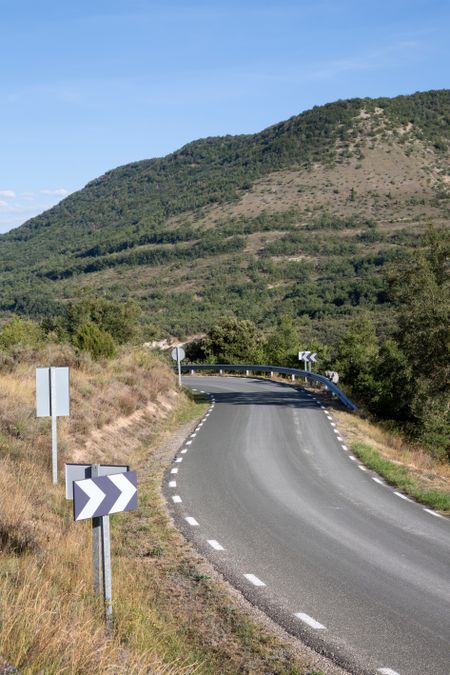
(1, 0, 449, 232)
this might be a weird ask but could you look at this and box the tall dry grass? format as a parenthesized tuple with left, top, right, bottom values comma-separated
(0, 344, 196, 673)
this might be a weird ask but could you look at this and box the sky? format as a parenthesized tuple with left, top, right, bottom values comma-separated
(0, 0, 449, 233)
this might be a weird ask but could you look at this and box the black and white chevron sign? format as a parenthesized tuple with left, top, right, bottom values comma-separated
(73, 471, 137, 521)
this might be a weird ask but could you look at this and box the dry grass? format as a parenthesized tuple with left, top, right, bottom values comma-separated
(0, 345, 324, 674)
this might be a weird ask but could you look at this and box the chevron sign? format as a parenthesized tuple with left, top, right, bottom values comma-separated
(73, 471, 137, 521)
(298, 351, 318, 363)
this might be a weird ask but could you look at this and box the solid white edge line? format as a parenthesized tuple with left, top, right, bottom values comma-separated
(244, 574, 266, 587)
(170, 468, 178, 474)
(294, 613, 326, 630)
(423, 508, 445, 519)
(207, 539, 225, 551)
(169, 481, 176, 487)
(377, 668, 401, 675)
(172, 495, 182, 503)
(185, 516, 199, 526)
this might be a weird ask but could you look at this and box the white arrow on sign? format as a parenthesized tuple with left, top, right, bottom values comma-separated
(107, 473, 137, 514)
(309, 352, 317, 363)
(76, 480, 106, 521)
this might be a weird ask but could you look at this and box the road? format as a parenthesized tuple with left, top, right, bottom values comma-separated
(166, 376, 450, 675)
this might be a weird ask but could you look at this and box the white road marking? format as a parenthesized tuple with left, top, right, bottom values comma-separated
(181, 449, 188, 454)
(192, 388, 197, 391)
(341, 444, 349, 451)
(337, 436, 343, 441)
(358, 465, 367, 471)
(200, 390, 205, 393)
(330, 422, 336, 427)
(170, 468, 178, 474)
(377, 668, 401, 675)
(172, 495, 182, 503)
(169, 481, 176, 487)
(185, 517, 199, 526)
(244, 574, 266, 587)
(294, 613, 326, 630)
(394, 492, 413, 502)
(190, 433, 197, 438)
(333, 429, 340, 434)
(207, 540, 225, 551)
(349, 455, 357, 461)
(320, 405, 326, 409)
(423, 508, 445, 519)
(372, 477, 384, 485)
(186, 440, 192, 445)
(176, 457, 183, 463)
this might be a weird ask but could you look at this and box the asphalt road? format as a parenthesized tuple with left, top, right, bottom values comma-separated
(166, 376, 450, 675)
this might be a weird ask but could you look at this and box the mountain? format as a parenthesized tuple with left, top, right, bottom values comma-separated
(0, 89, 449, 339)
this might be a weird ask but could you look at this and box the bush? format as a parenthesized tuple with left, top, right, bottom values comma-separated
(72, 322, 117, 360)
(0, 316, 44, 351)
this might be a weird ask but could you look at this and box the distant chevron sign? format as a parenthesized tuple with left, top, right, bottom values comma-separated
(298, 351, 317, 363)
(73, 471, 137, 521)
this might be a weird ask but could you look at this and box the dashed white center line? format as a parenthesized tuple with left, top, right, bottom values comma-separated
(423, 508, 445, 519)
(172, 495, 182, 503)
(377, 668, 401, 675)
(185, 516, 199, 526)
(170, 468, 178, 474)
(372, 477, 384, 485)
(169, 480, 176, 487)
(394, 491, 413, 502)
(244, 574, 266, 587)
(294, 613, 326, 630)
(207, 540, 225, 551)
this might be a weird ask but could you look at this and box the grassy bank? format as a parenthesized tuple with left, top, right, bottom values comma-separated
(0, 346, 329, 674)
(352, 441, 450, 513)
(331, 405, 450, 515)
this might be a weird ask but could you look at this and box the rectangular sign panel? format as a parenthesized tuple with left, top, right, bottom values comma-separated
(73, 471, 138, 521)
(65, 463, 130, 500)
(36, 367, 70, 417)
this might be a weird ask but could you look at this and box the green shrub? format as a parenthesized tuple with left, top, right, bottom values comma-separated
(72, 322, 117, 360)
(0, 316, 44, 351)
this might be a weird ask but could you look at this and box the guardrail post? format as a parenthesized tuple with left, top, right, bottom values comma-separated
(190, 369, 194, 375)
(291, 374, 295, 381)
(219, 369, 223, 375)
(246, 370, 250, 376)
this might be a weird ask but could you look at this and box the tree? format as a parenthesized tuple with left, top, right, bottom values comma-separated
(334, 315, 380, 401)
(200, 317, 265, 364)
(66, 296, 141, 345)
(264, 315, 299, 366)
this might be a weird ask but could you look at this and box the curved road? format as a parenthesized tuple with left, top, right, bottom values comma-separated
(166, 376, 450, 675)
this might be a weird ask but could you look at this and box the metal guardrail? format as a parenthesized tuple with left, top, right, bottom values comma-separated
(180, 363, 357, 411)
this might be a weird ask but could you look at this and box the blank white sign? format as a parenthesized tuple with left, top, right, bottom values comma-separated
(36, 367, 70, 417)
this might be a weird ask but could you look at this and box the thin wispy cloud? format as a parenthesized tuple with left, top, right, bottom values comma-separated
(0, 190, 16, 198)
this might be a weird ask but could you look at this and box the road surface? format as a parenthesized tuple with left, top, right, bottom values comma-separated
(166, 376, 450, 675)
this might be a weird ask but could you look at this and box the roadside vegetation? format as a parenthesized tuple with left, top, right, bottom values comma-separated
(0, 329, 326, 673)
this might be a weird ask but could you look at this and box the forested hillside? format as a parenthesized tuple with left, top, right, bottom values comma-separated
(0, 89, 449, 340)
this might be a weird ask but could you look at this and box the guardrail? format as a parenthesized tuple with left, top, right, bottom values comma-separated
(180, 363, 357, 411)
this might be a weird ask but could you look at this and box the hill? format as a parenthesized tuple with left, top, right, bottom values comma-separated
(0, 89, 449, 340)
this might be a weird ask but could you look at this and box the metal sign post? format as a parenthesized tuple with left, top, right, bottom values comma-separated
(73, 469, 137, 625)
(171, 346, 185, 388)
(65, 462, 131, 595)
(36, 367, 70, 484)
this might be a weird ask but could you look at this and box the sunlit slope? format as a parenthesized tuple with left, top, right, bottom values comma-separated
(0, 89, 448, 337)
